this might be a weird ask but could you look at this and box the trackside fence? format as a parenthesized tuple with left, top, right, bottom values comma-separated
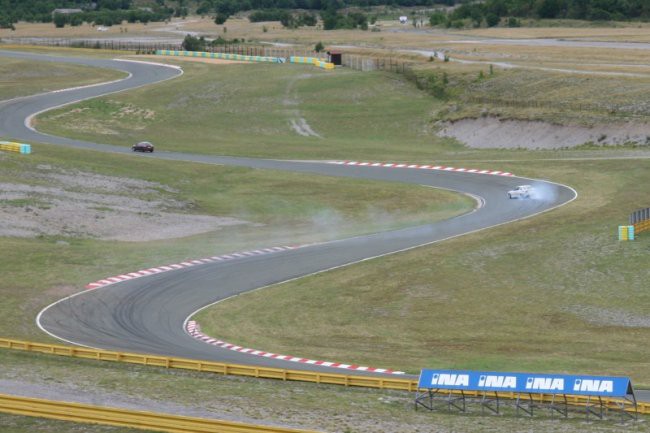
(0, 393, 317, 433)
(630, 207, 650, 235)
(1, 337, 648, 416)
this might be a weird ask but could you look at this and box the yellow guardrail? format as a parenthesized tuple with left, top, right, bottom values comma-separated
(1, 337, 648, 415)
(0, 393, 318, 433)
(0, 338, 415, 390)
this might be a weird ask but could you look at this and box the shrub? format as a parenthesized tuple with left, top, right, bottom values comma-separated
(429, 11, 446, 26)
(214, 13, 228, 25)
(486, 12, 499, 27)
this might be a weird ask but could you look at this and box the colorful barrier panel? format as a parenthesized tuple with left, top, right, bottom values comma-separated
(289, 56, 335, 70)
(619, 225, 635, 240)
(416, 369, 638, 419)
(634, 219, 650, 234)
(155, 50, 285, 64)
(0, 141, 31, 154)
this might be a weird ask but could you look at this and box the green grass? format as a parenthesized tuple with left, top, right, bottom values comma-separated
(0, 144, 471, 341)
(35, 60, 463, 161)
(0, 57, 125, 101)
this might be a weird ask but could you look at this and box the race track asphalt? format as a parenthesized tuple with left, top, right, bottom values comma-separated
(1, 50, 583, 380)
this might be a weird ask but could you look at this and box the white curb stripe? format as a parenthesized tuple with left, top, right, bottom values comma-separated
(185, 320, 405, 375)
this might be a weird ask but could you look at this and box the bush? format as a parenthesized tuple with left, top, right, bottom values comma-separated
(589, 8, 612, 21)
(507, 16, 520, 27)
(429, 11, 446, 26)
(314, 41, 324, 52)
(182, 34, 206, 52)
(53, 13, 67, 28)
(486, 12, 499, 27)
(214, 13, 228, 25)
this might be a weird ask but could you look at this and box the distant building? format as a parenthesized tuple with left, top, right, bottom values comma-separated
(52, 8, 83, 16)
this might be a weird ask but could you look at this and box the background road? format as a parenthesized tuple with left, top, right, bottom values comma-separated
(1, 50, 578, 379)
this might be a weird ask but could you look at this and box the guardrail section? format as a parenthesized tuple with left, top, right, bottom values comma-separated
(1, 338, 648, 415)
(0, 393, 317, 433)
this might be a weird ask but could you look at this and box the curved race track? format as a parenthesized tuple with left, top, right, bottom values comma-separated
(1, 50, 576, 376)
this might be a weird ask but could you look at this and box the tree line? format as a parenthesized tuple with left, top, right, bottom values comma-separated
(0, 0, 173, 29)
(436, 0, 649, 27)
(1, 0, 647, 31)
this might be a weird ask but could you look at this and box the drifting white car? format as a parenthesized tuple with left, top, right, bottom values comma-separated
(507, 185, 534, 199)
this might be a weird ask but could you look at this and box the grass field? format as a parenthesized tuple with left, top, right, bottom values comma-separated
(1, 40, 649, 432)
(24, 53, 650, 384)
(0, 56, 125, 100)
(34, 59, 456, 160)
(0, 141, 471, 341)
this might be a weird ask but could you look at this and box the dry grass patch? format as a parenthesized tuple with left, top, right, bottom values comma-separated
(453, 24, 650, 42)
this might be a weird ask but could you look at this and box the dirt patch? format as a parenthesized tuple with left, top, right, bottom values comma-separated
(438, 117, 650, 149)
(283, 73, 322, 138)
(0, 164, 254, 241)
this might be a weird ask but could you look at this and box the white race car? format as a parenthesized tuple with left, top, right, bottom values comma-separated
(507, 185, 534, 199)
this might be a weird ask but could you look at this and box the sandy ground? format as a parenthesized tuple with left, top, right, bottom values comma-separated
(0, 162, 254, 241)
(438, 117, 650, 149)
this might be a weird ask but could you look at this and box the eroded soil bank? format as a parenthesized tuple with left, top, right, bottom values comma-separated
(438, 117, 650, 149)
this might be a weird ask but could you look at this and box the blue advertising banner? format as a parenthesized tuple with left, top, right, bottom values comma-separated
(418, 370, 633, 397)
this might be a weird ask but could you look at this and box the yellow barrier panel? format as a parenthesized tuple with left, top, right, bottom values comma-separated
(634, 219, 650, 234)
(0, 141, 31, 154)
(0, 393, 318, 433)
(0, 337, 647, 415)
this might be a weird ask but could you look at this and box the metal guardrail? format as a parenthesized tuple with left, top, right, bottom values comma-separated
(0, 393, 317, 433)
(1, 337, 648, 415)
(0, 338, 415, 390)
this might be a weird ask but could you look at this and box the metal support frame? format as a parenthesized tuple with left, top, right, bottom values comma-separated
(480, 391, 500, 415)
(585, 395, 604, 420)
(415, 388, 640, 422)
(515, 393, 536, 417)
(608, 394, 638, 423)
(414, 389, 467, 413)
(549, 393, 568, 418)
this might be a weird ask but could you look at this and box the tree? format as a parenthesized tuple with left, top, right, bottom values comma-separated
(429, 11, 446, 26)
(486, 12, 500, 26)
(214, 13, 228, 24)
(53, 13, 68, 28)
(314, 41, 324, 52)
(182, 34, 206, 51)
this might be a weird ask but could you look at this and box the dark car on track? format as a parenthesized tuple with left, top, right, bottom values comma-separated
(132, 141, 154, 153)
